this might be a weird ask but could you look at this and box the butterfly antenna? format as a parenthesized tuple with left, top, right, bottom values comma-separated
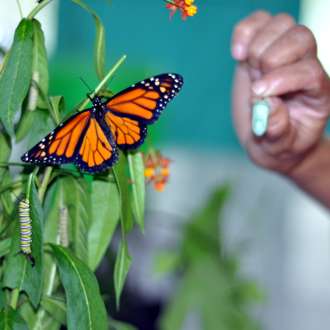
(79, 77, 94, 101)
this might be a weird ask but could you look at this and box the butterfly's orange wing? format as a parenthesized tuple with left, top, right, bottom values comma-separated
(21, 109, 118, 173)
(104, 73, 183, 150)
(75, 117, 118, 172)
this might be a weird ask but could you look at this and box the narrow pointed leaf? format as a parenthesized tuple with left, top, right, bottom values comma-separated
(42, 180, 62, 299)
(88, 180, 120, 270)
(29, 19, 48, 110)
(113, 153, 133, 232)
(127, 152, 145, 231)
(63, 177, 91, 261)
(114, 239, 131, 309)
(0, 19, 33, 135)
(49, 244, 108, 330)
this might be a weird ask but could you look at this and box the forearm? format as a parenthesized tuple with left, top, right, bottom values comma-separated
(288, 138, 330, 208)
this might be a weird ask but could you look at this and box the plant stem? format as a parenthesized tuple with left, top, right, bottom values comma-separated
(0, 161, 28, 168)
(78, 54, 127, 111)
(26, 172, 35, 200)
(10, 288, 20, 309)
(27, 0, 54, 19)
(38, 167, 53, 202)
(16, 0, 23, 18)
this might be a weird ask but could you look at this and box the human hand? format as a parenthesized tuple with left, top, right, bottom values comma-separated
(231, 11, 330, 175)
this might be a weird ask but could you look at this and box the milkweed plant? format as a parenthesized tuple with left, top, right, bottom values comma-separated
(0, 1, 151, 328)
(0, 1, 263, 329)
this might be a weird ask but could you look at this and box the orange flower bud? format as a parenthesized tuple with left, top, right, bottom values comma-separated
(185, 5, 197, 16)
(144, 167, 155, 178)
(154, 181, 166, 192)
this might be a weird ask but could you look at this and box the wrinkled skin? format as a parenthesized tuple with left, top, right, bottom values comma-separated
(231, 11, 330, 207)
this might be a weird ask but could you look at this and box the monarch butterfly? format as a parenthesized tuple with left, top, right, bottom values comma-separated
(18, 199, 35, 266)
(21, 73, 184, 173)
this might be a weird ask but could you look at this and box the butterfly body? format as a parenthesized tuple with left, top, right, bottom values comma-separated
(21, 73, 183, 173)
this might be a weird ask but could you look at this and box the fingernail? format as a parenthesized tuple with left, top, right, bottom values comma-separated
(252, 81, 267, 96)
(232, 44, 245, 60)
(251, 99, 270, 137)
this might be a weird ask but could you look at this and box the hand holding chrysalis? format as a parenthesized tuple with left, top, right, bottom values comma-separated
(231, 11, 330, 207)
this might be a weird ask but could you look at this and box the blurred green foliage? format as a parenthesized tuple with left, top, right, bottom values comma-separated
(156, 185, 263, 330)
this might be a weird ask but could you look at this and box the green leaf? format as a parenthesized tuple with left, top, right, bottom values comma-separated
(0, 237, 12, 258)
(127, 152, 145, 232)
(0, 132, 12, 217)
(0, 19, 33, 135)
(17, 108, 54, 147)
(0, 171, 14, 219)
(49, 96, 65, 124)
(70, 0, 106, 80)
(153, 251, 180, 275)
(159, 266, 198, 330)
(20, 299, 62, 330)
(40, 317, 62, 330)
(15, 110, 40, 142)
(49, 244, 108, 330)
(41, 295, 66, 324)
(28, 19, 48, 110)
(160, 259, 237, 330)
(159, 185, 262, 330)
(43, 178, 61, 246)
(0, 132, 11, 178)
(113, 153, 133, 233)
(0, 307, 29, 330)
(42, 180, 62, 299)
(182, 185, 231, 262)
(49, 96, 65, 113)
(110, 319, 137, 330)
(17, 301, 37, 329)
(62, 177, 91, 261)
(0, 286, 5, 309)
(88, 179, 120, 270)
(3, 177, 44, 308)
(114, 239, 131, 309)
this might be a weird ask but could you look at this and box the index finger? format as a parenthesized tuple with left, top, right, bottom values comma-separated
(232, 11, 271, 61)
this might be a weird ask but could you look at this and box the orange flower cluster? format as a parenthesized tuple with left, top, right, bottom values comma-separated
(165, 0, 198, 20)
(144, 151, 171, 192)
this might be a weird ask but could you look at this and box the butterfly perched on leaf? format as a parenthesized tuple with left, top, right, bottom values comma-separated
(21, 73, 184, 173)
